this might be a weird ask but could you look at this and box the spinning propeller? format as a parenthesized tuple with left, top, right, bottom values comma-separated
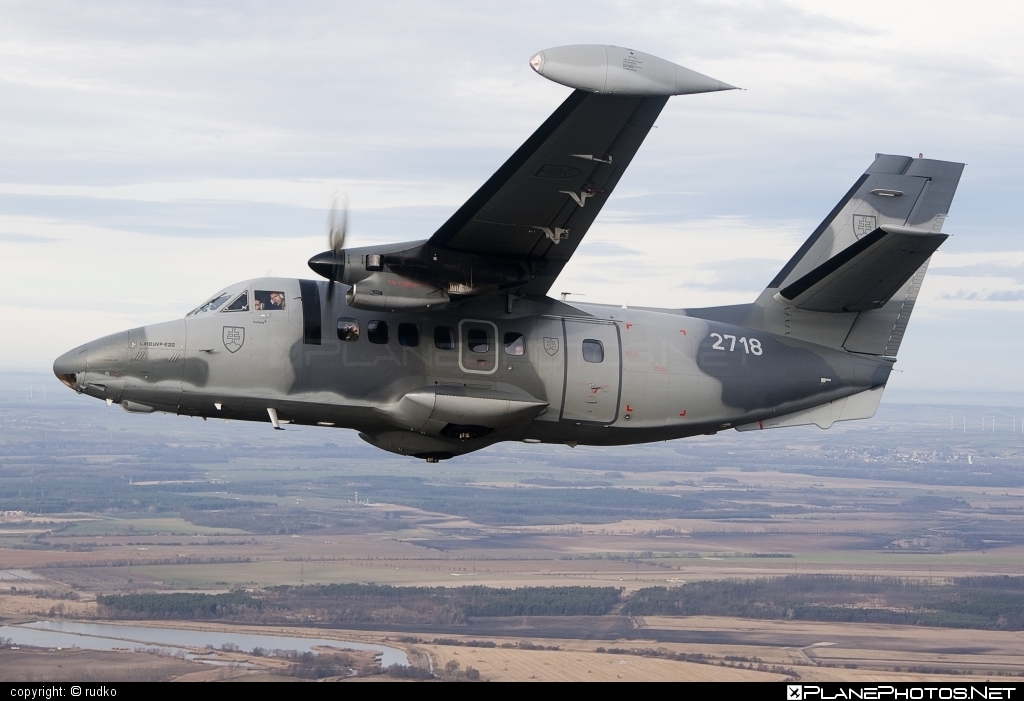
(324, 195, 347, 300)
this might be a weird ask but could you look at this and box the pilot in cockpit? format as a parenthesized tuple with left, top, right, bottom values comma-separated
(253, 290, 286, 311)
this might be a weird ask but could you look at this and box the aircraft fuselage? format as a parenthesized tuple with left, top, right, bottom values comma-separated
(54, 276, 891, 460)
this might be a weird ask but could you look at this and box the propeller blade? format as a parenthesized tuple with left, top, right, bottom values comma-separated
(323, 194, 349, 309)
(328, 194, 348, 256)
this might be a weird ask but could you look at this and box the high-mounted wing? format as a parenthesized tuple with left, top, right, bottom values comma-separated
(309, 45, 734, 308)
(427, 90, 667, 296)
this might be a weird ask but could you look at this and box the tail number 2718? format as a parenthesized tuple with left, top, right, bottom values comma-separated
(710, 333, 762, 356)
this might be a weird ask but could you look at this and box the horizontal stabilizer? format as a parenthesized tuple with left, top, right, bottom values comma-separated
(775, 225, 947, 313)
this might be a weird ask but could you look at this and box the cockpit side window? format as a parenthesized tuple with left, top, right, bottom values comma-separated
(187, 293, 231, 317)
(223, 291, 249, 312)
(254, 290, 286, 311)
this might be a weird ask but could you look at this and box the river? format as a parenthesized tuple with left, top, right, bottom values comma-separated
(0, 620, 409, 667)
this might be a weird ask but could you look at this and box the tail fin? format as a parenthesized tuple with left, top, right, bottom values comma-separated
(757, 154, 964, 356)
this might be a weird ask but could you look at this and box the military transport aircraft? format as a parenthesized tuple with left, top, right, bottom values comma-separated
(53, 45, 964, 462)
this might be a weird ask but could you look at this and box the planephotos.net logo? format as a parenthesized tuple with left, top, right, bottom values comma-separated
(787, 686, 1017, 701)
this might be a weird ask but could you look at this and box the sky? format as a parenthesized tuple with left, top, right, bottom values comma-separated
(1, 0, 1023, 393)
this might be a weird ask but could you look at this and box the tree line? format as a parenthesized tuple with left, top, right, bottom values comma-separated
(97, 576, 1024, 630)
(622, 575, 1024, 630)
(97, 584, 622, 624)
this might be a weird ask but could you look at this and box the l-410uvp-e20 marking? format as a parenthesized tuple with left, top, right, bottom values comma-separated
(54, 44, 964, 461)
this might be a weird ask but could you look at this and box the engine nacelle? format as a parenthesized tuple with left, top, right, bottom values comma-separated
(308, 240, 427, 287)
(308, 238, 527, 305)
(346, 271, 450, 311)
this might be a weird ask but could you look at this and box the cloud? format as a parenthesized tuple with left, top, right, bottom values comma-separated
(553, 217, 800, 308)
(693, 258, 783, 293)
(0, 193, 452, 240)
(1, 0, 1022, 392)
(0, 232, 59, 243)
(931, 260, 1024, 285)
(940, 289, 1024, 302)
(573, 241, 643, 258)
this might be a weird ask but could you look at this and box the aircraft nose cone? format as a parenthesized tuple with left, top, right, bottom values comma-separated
(53, 346, 86, 390)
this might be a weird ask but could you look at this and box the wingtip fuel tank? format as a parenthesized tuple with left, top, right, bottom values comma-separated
(529, 44, 736, 96)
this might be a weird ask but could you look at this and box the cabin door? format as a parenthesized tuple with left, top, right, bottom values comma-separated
(561, 319, 621, 424)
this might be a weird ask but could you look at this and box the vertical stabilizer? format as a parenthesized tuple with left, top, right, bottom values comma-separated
(755, 154, 963, 356)
(768, 155, 963, 292)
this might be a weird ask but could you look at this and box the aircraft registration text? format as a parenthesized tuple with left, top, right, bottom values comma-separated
(710, 333, 763, 355)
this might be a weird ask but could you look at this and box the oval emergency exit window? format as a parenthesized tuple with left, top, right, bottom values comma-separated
(458, 319, 498, 375)
(582, 339, 604, 363)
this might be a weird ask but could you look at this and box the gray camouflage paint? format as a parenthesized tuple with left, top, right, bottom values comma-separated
(54, 272, 893, 459)
(51, 47, 961, 460)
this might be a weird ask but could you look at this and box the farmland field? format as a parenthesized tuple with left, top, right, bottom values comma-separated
(3, 373, 1024, 680)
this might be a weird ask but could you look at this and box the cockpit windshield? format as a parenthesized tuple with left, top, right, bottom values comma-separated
(187, 292, 232, 317)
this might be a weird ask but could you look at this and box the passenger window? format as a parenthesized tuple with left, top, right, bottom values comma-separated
(503, 332, 526, 356)
(254, 290, 286, 311)
(434, 326, 455, 350)
(582, 339, 604, 363)
(223, 291, 249, 312)
(398, 323, 419, 347)
(188, 293, 231, 317)
(337, 318, 359, 342)
(468, 328, 489, 353)
(368, 320, 389, 344)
